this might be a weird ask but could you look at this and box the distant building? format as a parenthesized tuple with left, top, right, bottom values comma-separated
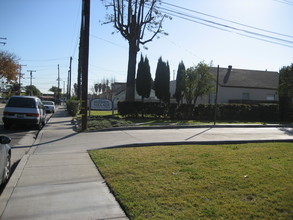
(170, 67, 279, 104)
(100, 67, 279, 107)
(210, 67, 279, 104)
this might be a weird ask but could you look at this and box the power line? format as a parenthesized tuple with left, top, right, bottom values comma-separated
(272, 0, 293, 6)
(156, 2, 293, 48)
(158, 3, 293, 45)
(90, 34, 126, 48)
(161, 2, 293, 39)
(22, 57, 69, 62)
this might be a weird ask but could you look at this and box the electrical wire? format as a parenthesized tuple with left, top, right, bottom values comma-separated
(90, 34, 127, 48)
(272, 0, 293, 6)
(156, 1, 293, 48)
(161, 2, 293, 39)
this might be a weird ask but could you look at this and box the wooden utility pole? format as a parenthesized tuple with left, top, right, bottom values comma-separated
(27, 70, 36, 96)
(213, 65, 220, 126)
(18, 64, 27, 95)
(0, 37, 6, 45)
(81, 0, 90, 131)
(57, 64, 61, 101)
(214, 65, 232, 125)
(68, 56, 72, 99)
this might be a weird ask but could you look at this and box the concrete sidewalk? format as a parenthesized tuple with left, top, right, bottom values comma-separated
(0, 106, 292, 219)
(0, 107, 128, 220)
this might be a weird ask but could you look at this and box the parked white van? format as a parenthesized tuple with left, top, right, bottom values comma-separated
(2, 96, 46, 130)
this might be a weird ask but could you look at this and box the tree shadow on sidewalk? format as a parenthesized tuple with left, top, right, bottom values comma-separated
(35, 133, 79, 147)
(185, 128, 213, 141)
(279, 127, 293, 136)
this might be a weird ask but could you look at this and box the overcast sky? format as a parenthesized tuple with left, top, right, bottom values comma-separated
(1, 0, 292, 93)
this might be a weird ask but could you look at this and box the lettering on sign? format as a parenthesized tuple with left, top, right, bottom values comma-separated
(91, 99, 112, 110)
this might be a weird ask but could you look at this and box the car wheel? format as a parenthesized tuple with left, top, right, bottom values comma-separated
(2, 153, 11, 184)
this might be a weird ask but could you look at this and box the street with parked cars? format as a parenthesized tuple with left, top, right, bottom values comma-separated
(43, 101, 56, 113)
(2, 96, 47, 130)
(0, 97, 55, 193)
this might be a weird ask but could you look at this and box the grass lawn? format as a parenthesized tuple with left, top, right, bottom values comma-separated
(89, 142, 293, 219)
(79, 110, 269, 131)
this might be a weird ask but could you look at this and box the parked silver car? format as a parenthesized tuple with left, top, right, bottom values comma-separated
(2, 96, 46, 130)
(0, 136, 11, 186)
(43, 101, 56, 113)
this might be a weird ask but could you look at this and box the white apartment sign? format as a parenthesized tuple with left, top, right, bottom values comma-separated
(91, 99, 112, 110)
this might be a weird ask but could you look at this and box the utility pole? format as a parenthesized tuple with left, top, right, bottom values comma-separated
(0, 37, 6, 45)
(213, 65, 220, 126)
(81, 0, 90, 131)
(214, 65, 232, 125)
(57, 64, 61, 101)
(63, 81, 66, 97)
(27, 70, 36, 96)
(68, 56, 72, 99)
(18, 64, 27, 95)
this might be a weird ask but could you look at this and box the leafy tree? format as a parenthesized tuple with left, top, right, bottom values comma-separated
(5, 82, 21, 96)
(102, 0, 168, 101)
(279, 63, 293, 121)
(25, 85, 42, 96)
(0, 50, 19, 82)
(174, 61, 185, 104)
(94, 78, 115, 99)
(182, 62, 215, 105)
(193, 62, 215, 104)
(49, 86, 62, 98)
(154, 57, 170, 103)
(94, 83, 102, 94)
(181, 67, 196, 104)
(136, 55, 152, 102)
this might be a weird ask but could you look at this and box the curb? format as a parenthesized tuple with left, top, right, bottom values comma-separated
(95, 139, 293, 150)
(86, 123, 293, 132)
(0, 154, 30, 217)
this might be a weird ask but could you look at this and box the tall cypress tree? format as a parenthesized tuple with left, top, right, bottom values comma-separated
(174, 61, 185, 104)
(136, 55, 152, 102)
(279, 63, 293, 121)
(154, 57, 170, 103)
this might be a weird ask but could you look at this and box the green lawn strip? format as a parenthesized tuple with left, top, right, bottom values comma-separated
(88, 110, 118, 117)
(89, 143, 293, 219)
(77, 111, 286, 131)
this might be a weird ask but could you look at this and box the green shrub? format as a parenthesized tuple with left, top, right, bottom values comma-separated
(66, 99, 80, 116)
(118, 101, 279, 122)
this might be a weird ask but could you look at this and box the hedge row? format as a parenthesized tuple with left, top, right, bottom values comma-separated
(118, 102, 280, 122)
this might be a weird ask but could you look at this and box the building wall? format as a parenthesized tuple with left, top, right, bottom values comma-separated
(218, 87, 279, 103)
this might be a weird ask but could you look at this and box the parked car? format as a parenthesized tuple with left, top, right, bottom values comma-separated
(2, 96, 46, 130)
(0, 136, 11, 186)
(43, 101, 56, 113)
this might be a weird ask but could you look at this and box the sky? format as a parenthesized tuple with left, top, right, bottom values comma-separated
(0, 0, 292, 94)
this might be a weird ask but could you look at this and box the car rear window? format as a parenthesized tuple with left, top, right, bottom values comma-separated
(43, 101, 54, 105)
(7, 97, 36, 108)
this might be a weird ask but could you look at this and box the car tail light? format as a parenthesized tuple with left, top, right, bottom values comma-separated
(4, 112, 15, 116)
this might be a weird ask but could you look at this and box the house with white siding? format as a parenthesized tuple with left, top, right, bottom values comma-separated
(107, 67, 279, 107)
(170, 67, 279, 104)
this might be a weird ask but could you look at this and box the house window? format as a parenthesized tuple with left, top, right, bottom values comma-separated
(266, 94, 275, 101)
(242, 93, 250, 100)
